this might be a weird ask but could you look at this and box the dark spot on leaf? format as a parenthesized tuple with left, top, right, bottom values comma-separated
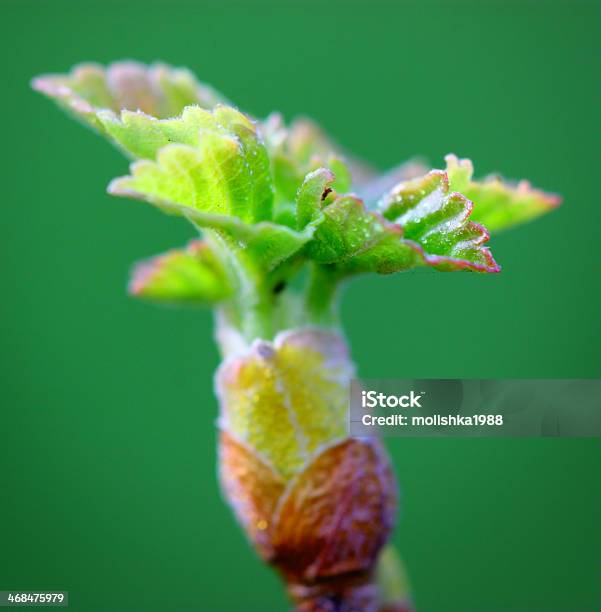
(321, 187, 332, 201)
(273, 280, 286, 294)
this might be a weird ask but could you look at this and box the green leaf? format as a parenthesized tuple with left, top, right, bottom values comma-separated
(105, 104, 318, 272)
(108, 107, 274, 224)
(307, 195, 424, 274)
(109, 137, 311, 272)
(326, 155, 352, 193)
(98, 105, 276, 227)
(129, 240, 232, 305)
(307, 170, 499, 274)
(213, 107, 274, 223)
(97, 105, 221, 160)
(261, 114, 354, 205)
(378, 170, 499, 272)
(446, 154, 561, 232)
(232, 222, 315, 271)
(296, 168, 335, 230)
(32, 61, 228, 137)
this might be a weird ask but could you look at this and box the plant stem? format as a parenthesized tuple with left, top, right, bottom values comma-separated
(305, 263, 340, 327)
(205, 228, 275, 341)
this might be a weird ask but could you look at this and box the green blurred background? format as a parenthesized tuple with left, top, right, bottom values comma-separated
(1, 1, 600, 610)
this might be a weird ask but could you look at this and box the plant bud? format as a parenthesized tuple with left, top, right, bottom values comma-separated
(216, 328, 397, 610)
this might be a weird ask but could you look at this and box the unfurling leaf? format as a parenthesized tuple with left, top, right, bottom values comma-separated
(296, 168, 335, 230)
(32, 61, 227, 139)
(128, 240, 232, 305)
(219, 431, 285, 559)
(445, 154, 561, 233)
(218, 433, 397, 593)
(307, 170, 499, 275)
(216, 329, 353, 480)
(108, 106, 273, 222)
(261, 114, 355, 205)
(108, 106, 319, 271)
(216, 318, 397, 583)
(272, 437, 396, 581)
(97, 105, 224, 160)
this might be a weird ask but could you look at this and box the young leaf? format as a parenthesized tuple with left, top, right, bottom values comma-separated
(129, 240, 232, 305)
(219, 431, 285, 559)
(105, 105, 318, 271)
(271, 437, 396, 580)
(213, 106, 274, 223)
(307, 196, 423, 273)
(32, 61, 227, 139)
(261, 114, 355, 204)
(234, 222, 315, 271)
(109, 136, 311, 273)
(96, 105, 222, 160)
(109, 113, 273, 223)
(216, 329, 353, 480)
(445, 154, 561, 232)
(380, 170, 499, 272)
(307, 171, 499, 275)
(296, 168, 335, 230)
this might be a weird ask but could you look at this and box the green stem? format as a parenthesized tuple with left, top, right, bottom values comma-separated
(205, 229, 274, 341)
(208, 234, 342, 341)
(240, 278, 273, 341)
(305, 263, 340, 327)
